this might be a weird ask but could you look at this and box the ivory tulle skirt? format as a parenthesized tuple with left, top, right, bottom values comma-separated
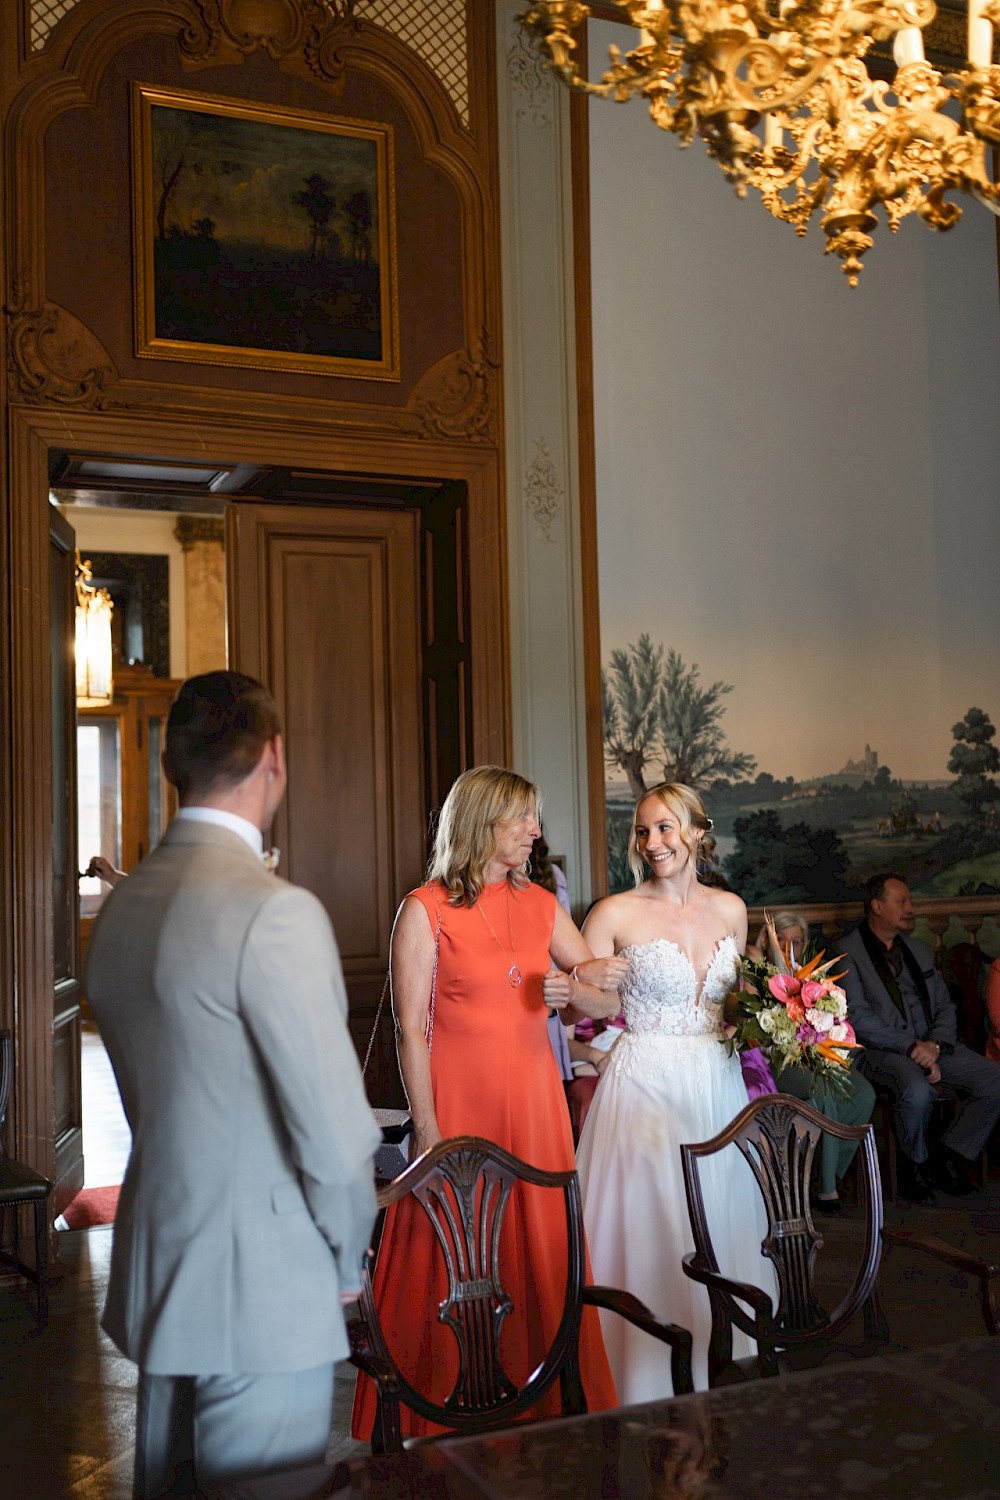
(577, 1030, 774, 1401)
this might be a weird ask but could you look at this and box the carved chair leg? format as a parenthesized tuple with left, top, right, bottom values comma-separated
(559, 1352, 587, 1415)
(371, 1392, 402, 1456)
(706, 1295, 734, 1386)
(671, 1333, 694, 1396)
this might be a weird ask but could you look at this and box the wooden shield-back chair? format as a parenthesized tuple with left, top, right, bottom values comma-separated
(681, 1093, 999, 1386)
(681, 1094, 887, 1382)
(349, 1135, 693, 1452)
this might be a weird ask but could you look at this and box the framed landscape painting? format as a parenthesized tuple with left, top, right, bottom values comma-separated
(132, 84, 399, 380)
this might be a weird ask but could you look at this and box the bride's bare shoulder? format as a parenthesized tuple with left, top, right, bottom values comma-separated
(590, 887, 649, 911)
(583, 888, 646, 942)
(703, 885, 747, 933)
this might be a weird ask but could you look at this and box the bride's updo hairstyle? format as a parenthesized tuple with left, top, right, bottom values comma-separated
(427, 765, 542, 907)
(628, 782, 717, 887)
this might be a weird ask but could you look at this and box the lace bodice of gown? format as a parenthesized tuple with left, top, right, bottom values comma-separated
(618, 936, 740, 1040)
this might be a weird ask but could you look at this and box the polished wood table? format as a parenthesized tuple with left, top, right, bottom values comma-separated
(333, 1337, 1000, 1499)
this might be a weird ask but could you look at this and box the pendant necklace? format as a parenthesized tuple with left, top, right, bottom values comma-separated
(478, 885, 523, 987)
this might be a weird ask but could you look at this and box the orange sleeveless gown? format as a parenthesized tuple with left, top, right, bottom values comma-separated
(352, 878, 617, 1439)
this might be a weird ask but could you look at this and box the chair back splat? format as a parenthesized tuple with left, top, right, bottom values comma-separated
(350, 1134, 692, 1450)
(416, 1143, 569, 1417)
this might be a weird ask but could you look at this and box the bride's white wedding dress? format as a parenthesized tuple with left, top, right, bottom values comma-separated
(577, 935, 773, 1401)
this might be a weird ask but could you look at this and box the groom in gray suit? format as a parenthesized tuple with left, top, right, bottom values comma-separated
(85, 671, 381, 1498)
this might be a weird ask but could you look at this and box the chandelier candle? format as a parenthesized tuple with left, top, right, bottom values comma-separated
(970, 0, 993, 69)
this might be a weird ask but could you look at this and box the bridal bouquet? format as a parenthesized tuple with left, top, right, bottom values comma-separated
(726, 918, 861, 1094)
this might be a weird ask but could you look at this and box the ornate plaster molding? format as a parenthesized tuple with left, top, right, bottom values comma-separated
(507, 26, 554, 129)
(179, 0, 360, 90)
(6, 289, 119, 408)
(524, 438, 562, 543)
(410, 332, 498, 444)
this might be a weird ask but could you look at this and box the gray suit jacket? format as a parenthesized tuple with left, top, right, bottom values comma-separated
(840, 925, 958, 1056)
(85, 818, 381, 1376)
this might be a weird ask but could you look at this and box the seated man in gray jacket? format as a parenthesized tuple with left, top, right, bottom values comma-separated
(841, 872, 1000, 1203)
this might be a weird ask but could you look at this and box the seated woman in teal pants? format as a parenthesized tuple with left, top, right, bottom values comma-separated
(748, 908, 876, 1215)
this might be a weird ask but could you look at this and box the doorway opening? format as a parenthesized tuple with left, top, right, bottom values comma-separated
(49, 446, 474, 1215)
(53, 453, 232, 1216)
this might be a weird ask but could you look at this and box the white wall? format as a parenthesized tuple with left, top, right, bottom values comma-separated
(588, 16, 1000, 786)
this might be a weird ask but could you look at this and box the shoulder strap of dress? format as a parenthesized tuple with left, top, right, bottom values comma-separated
(362, 887, 442, 1077)
(426, 889, 442, 1053)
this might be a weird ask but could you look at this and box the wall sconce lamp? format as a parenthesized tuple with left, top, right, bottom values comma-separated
(75, 551, 114, 706)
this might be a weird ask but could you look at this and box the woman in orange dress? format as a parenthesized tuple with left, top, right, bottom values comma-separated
(352, 766, 623, 1440)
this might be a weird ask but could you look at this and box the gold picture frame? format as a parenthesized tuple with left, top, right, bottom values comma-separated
(132, 83, 400, 381)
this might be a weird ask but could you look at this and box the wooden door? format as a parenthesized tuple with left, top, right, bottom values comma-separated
(48, 506, 83, 1210)
(227, 501, 425, 1107)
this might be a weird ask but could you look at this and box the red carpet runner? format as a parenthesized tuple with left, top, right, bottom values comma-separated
(58, 1184, 120, 1229)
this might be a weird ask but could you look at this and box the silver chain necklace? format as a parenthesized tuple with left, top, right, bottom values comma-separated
(478, 886, 523, 987)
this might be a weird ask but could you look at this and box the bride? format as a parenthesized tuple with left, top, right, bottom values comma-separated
(576, 782, 773, 1400)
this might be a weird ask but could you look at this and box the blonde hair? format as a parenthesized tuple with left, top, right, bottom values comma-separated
(627, 782, 716, 887)
(760, 907, 810, 963)
(427, 766, 542, 906)
(769, 908, 809, 939)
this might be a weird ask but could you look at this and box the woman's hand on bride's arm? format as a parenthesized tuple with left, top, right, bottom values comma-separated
(573, 956, 629, 992)
(543, 967, 619, 1022)
(548, 901, 626, 1020)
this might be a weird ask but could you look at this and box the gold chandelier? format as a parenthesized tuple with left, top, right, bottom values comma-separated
(519, 1, 1000, 284)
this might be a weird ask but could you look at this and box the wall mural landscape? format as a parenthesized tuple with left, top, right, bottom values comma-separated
(602, 634, 1000, 903)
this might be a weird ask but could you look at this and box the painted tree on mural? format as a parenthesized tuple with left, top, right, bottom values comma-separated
(602, 635, 662, 797)
(603, 635, 756, 795)
(725, 810, 850, 903)
(948, 707, 1000, 815)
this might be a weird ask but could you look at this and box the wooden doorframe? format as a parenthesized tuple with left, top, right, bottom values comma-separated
(2, 402, 510, 1186)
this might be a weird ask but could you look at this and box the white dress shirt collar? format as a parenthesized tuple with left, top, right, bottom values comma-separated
(174, 806, 264, 856)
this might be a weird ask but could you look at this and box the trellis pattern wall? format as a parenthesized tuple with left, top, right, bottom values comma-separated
(28, 0, 471, 127)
